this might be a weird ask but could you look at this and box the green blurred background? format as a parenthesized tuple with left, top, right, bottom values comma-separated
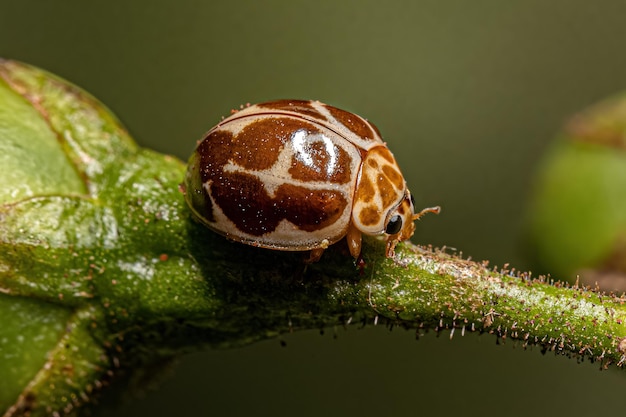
(2, 1, 626, 415)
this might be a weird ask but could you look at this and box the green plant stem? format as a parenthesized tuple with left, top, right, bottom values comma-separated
(149, 237, 626, 367)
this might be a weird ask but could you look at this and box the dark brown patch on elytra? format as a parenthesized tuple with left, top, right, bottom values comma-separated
(197, 116, 320, 171)
(192, 120, 348, 236)
(229, 122, 283, 170)
(196, 129, 234, 176)
(275, 183, 347, 232)
(209, 171, 278, 235)
(288, 139, 353, 184)
(209, 171, 347, 236)
(232, 117, 321, 170)
(258, 99, 327, 121)
(325, 105, 375, 141)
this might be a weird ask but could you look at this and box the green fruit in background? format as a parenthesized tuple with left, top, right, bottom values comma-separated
(526, 96, 626, 289)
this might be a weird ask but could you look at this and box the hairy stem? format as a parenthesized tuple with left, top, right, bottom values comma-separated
(130, 231, 626, 370)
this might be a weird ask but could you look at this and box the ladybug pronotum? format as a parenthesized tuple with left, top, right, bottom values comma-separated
(184, 99, 439, 261)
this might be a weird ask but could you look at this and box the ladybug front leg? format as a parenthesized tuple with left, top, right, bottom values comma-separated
(385, 236, 400, 258)
(346, 221, 362, 259)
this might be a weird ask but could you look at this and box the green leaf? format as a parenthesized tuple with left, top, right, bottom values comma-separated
(0, 68, 85, 203)
(0, 295, 70, 408)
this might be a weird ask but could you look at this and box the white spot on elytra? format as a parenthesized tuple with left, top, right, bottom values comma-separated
(292, 129, 338, 177)
(223, 130, 344, 198)
(292, 129, 313, 168)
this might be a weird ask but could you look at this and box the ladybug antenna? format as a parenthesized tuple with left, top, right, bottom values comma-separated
(413, 206, 441, 221)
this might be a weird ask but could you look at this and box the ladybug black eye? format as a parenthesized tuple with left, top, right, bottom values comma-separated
(385, 215, 403, 235)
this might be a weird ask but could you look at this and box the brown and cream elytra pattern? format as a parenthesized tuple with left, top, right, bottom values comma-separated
(184, 99, 439, 261)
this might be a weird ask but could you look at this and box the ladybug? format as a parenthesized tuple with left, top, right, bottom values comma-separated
(184, 100, 439, 261)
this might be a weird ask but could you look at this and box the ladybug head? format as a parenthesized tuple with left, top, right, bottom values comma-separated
(383, 191, 440, 257)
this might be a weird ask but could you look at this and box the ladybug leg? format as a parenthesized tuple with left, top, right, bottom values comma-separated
(305, 248, 325, 263)
(356, 254, 367, 275)
(346, 222, 362, 259)
(385, 236, 400, 258)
